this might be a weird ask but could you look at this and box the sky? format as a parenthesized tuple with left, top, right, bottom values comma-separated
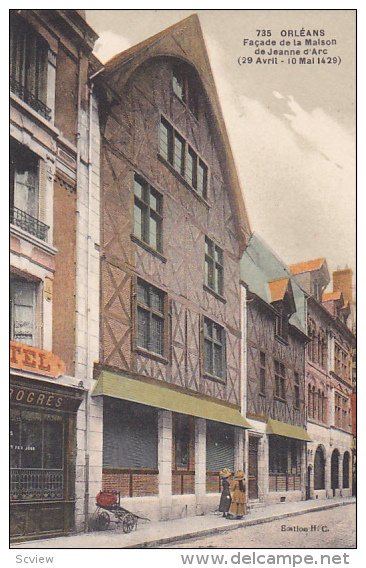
(86, 9, 356, 285)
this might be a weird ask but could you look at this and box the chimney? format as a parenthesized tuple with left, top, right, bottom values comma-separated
(333, 268, 353, 304)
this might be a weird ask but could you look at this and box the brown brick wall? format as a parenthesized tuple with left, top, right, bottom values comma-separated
(102, 470, 159, 497)
(52, 178, 76, 374)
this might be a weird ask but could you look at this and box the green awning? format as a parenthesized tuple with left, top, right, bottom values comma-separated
(266, 418, 312, 442)
(92, 370, 251, 429)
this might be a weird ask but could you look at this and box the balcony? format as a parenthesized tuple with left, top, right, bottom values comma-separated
(10, 77, 51, 121)
(10, 206, 49, 242)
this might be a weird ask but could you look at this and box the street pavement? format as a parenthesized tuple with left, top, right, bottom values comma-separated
(12, 496, 355, 549)
(163, 503, 356, 548)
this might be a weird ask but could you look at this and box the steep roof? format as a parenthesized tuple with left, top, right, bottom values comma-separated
(241, 234, 307, 333)
(99, 14, 251, 250)
(322, 290, 343, 302)
(289, 258, 326, 275)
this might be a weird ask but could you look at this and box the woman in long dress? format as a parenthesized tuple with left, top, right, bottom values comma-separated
(228, 470, 247, 519)
(218, 468, 232, 517)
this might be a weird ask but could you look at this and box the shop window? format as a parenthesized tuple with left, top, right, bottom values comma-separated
(203, 317, 226, 381)
(10, 276, 38, 347)
(136, 279, 166, 357)
(205, 237, 224, 296)
(206, 421, 234, 472)
(174, 414, 193, 470)
(10, 140, 49, 241)
(10, 408, 64, 501)
(274, 360, 286, 400)
(103, 399, 158, 469)
(133, 174, 163, 252)
(10, 13, 51, 120)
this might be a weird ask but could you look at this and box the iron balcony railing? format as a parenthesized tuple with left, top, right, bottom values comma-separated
(10, 77, 51, 121)
(10, 206, 49, 242)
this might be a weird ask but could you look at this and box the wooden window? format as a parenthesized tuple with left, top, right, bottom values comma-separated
(136, 279, 165, 356)
(275, 310, 288, 342)
(335, 393, 342, 428)
(159, 117, 208, 199)
(10, 14, 50, 120)
(172, 64, 198, 118)
(10, 276, 37, 346)
(274, 360, 286, 400)
(203, 318, 226, 381)
(205, 237, 224, 296)
(308, 384, 313, 419)
(259, 351, 266, 395)
(294, 372, 300, 409)
(133, 174, 163, 252)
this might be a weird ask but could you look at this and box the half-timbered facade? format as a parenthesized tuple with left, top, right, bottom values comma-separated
(289, 260, 355, 501)
(241, 234, 310, 505)
(91, 15, 251, 521)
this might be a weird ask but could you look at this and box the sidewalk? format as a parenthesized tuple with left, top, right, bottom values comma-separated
(12, 496, 355, 549)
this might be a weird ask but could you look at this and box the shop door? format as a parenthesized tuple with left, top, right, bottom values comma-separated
(248, 436, 259, 500)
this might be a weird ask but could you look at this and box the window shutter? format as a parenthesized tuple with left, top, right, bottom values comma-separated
(206, 421, 234, 471)
(103, 399, 158, 469)
(38, 158, 47, 224)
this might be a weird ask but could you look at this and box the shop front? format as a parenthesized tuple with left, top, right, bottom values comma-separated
(10, 342, 84, 542)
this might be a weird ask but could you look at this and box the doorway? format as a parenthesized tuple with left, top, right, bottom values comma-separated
(248, 435, 259, 500)
(331, 449, 340, 497)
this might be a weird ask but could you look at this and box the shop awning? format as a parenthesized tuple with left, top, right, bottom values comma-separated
(266, 418, 312, 442)
(92, 370, 252, 429)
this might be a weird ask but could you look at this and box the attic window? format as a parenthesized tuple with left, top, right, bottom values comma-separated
(172, 64, 198, 118)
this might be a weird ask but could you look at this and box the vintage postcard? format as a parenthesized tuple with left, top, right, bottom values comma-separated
(8, 6, 356, 562)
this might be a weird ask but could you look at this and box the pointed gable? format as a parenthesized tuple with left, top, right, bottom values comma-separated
(99, 14, 251, 251)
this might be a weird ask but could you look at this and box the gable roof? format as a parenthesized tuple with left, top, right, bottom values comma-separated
(241, 233, 307, 333)
(99, 14, 251, 250)
(289, 258, 326, 275)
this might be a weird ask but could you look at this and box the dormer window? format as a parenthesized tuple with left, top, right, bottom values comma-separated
(10, 14, 51, 120)
(172, 64, 198, 118)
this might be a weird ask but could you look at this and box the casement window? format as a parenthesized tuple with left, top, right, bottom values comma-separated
(159, 117, 208, 199)
(10, 276, 37, 347)
(334, 343, 349, 380)
(259, 351, 266, 395)
(204, 237, 223, 296)
(10, 140, 49, 242)
(136, 279, 165, 357)
(335, 393, 342, 428)
(172, 64, 198, 118)
(133, 174, 163, 252)
(274, 360, 286, 400)
(203, 318, 226, 381)
(294, 372, 300, 409)
(10, 14, 50, 120)
(275, 310, 288, 342)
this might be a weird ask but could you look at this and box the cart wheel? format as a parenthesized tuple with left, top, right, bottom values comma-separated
(122, 513, 136, 533)
(97, 511, 111, 531)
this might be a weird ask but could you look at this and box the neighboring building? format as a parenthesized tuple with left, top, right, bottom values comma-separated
(289, 260, 355, 500)
(240, 234, 310, 506)
(90, 15, 252, 521)
(10, 9, 101, 541)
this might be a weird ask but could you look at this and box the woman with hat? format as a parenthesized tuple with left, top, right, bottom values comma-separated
(228, 470, 247, 519)
(218, 468, 232, 517)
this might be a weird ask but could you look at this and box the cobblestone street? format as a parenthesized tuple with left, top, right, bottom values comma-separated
(163, 504, 356, 549)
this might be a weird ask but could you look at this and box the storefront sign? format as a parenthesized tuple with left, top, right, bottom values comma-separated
(10, 341, 65, 379)
(10, 384, 65, 409)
